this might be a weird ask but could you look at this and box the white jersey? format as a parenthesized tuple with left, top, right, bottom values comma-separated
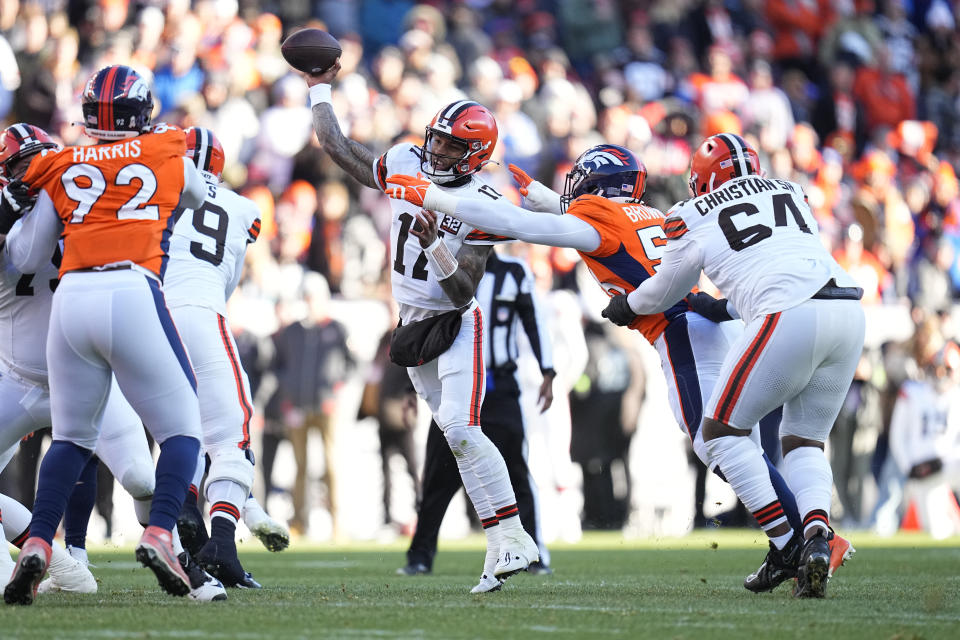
(889, 379, 960, 475)
(667, 176, 856, 324)
(0, 221, 60, 381)
(164, 182, 261, 315)
(373, 143, 506, 323)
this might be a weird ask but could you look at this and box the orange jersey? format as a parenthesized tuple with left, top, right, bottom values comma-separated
(22, 127, 187, 278)
(567, 195, 688, 343)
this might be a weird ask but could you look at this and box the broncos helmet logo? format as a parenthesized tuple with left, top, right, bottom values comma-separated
(579, 147, 631, 172)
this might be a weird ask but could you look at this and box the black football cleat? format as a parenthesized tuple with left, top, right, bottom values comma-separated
(526, 561, 553, 576)
(794, 531, 831, 598)
(196, 539, 260, 589)
(177, 500, 210, 558)
(743, 533, 802, 593)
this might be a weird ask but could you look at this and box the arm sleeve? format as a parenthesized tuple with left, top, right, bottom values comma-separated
(452, 196, 601, 252)
(523, 181, 564, 215)
(626, 237, 704, 314)
(180, 159, 206, 211)
(7, 190, 62, 273)
(516, 263, 554, 373)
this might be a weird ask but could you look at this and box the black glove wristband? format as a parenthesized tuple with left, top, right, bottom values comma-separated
(685, 292, 733, 322)
(601, 294, 637, 327)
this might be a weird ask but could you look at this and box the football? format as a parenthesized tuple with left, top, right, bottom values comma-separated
(281, 28, 342, 75)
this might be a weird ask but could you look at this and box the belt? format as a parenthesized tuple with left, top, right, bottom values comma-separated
(72, 264, 133, 273)
(811, 278, 863, 301)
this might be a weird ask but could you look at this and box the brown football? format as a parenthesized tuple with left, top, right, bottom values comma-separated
(281, 28, 342, 75)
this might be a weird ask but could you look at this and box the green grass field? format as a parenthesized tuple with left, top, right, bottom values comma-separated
(2, 531, 958, 640)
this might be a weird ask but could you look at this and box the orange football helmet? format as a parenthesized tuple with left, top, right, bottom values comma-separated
(185, 126, 225, 183)
(422, 100, 498, 184)
(688, 133, 760, 196)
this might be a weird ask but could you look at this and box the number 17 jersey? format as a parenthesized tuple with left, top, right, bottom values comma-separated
(373, 142, 507, 321)
(164, 182, 261, 316)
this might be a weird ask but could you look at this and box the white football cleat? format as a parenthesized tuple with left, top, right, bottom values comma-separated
(243, 497, 290, 552)
(470, 573, 503, 594)
(494, 530, 539, 579)
(38, 546, 97, 594)
(0, 547, 15, 584)
(179, 551, 227, 602)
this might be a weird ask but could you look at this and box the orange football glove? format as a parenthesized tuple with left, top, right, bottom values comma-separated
(385, 174, 432, 207)
(508, 164, 533, 196)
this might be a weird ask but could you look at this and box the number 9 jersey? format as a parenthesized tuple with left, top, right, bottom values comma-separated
(21, 126, 187, 279)
(163, 183, 261, 315)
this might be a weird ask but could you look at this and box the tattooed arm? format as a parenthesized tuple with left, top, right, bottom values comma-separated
(411, 208, 491, 308)
(304, 62, 381, 191)
(442, 243, 492, 308)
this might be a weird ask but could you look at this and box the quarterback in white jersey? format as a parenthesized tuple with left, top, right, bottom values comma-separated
(164, 127, 275, 588)
(603, 133, 865, 598)
(304, 60, 537, 592)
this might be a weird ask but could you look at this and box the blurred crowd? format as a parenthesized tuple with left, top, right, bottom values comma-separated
(2, 0, 960, 542)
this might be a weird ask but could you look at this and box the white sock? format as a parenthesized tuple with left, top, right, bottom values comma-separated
(170, 525, 184, 555)
(191, 450, 207, 489)
(444, 426, 515, 520)
(771, 530, 794, 550)
(65, 545, 89, 565)
(482, 523, 502, 577)
(705, 435, 790, 534)
(134, 496, 152, 529)
(206, 480, 248, 525)
(783, 446, 833, 536)
(0, 494, 32, 542)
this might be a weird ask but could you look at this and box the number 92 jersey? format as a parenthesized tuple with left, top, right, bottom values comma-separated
(163, 182, 261, 316)
(665, 176, 856, 324)
(566, 195, 685, 344)
(373, 142, 509, 319)
(21, 126, 187, 279)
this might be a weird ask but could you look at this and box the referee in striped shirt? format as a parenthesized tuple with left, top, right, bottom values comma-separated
(398, 250, 556, 576)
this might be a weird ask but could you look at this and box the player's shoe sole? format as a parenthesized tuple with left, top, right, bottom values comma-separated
(136, 526, 190, 597)
(3, 538, 51, 606)
(827, 532, 855, 578)
(794, 533, 830, 598)
(249, 520, 290, 553)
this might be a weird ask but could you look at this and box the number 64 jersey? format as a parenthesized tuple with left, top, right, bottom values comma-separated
(373, 142, 507, 323)
(664, 175, 857, 324)
(163, 182, 261, 315)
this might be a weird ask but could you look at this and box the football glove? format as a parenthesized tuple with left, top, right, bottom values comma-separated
(508, 164, 533, 196)
(0, 179, 35, 234)
(685, 292, 734, 322)
(601, 294, 637, 327)
(385, 174, 433, 208)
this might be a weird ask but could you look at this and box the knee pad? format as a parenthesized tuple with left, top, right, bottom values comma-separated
(118, 464, 155, 500)
(205, 446, 255, 496)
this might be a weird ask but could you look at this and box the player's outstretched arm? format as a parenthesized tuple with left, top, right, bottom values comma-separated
(386, 174, 600, 253)
(624, 241, 703, 315)
(410, 208, 490, 308)
(304, 63, 380, 191)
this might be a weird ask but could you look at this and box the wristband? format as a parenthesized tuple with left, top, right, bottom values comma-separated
(423, 237, 459, 280)
(309, 84, 333, 107)
(422, 185, 460, 216)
